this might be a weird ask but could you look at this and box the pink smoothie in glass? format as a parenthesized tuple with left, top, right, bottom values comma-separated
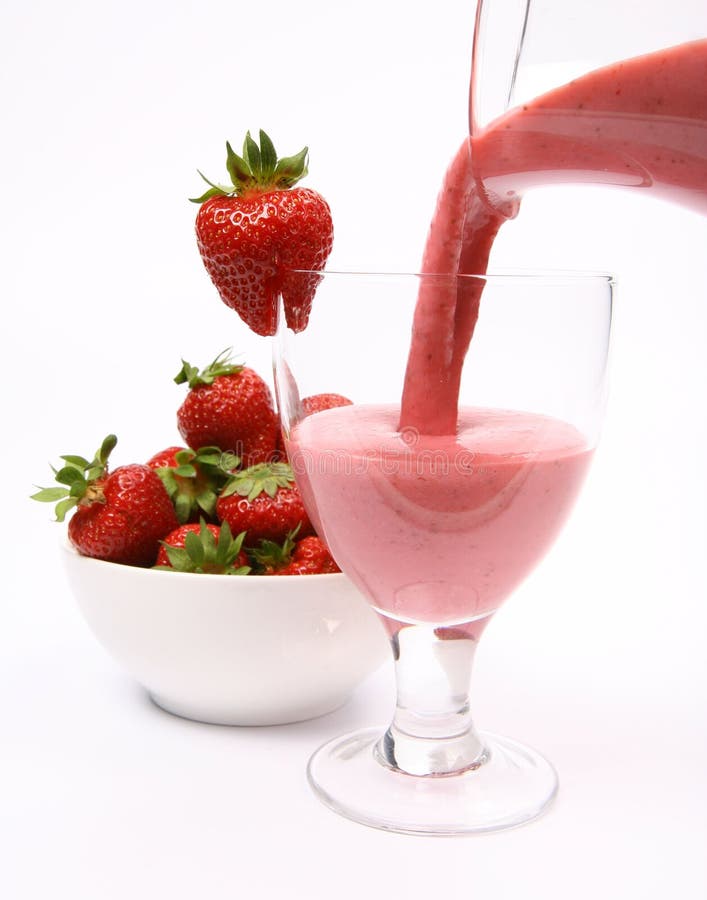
(289, 404, 592, 626)
(288, 39, 704, 629)
(400, 38, 707, 433)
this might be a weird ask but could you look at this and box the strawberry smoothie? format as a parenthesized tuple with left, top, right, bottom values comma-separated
(289, 40, 705, 629)
(400, 38, 707, 433)
(289, 404, 591, 625)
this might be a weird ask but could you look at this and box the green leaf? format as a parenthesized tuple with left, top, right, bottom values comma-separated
(98, 435, 117, 465)
(219, 518, 233, 543)
(59, 455, 90, 469)
(30, 486, 69, 503)
(164, 545, 191, 570)
(220, 461, 295, 501)
(194, 129, 312, 199)
(184, 530, 205, 566)
(243, 131, 262, 179)
(273, 462, 295, 479)
(201, 348, 243, 382)
(247, 536, 290, 570)
(200, 519, 218, 555)
(240, 477, 259, 499)
(259, 130, 278, 180)
(174, 493, 192, 524)
(225, 141, 253, 185)
(54, 497, 78, 522)
(224, 527, 247, 568)
(55, 465, 86, 486)
(174, 359, 198, 386)
(218, 451, 240, 473)
(173, 464, 197, 478)
(188, 170, 233, 203)
(155, 468, 179, 497)
(175, 351, 242, 389)
(215, 519, 233, 565)
(194, 446, 220, 464)
(189, 185, 227, 204)
(69, 480, 88, 498)
(195, 491, 217, 519)
(273, 146, 309, 187)
(174, 449, 197, 466)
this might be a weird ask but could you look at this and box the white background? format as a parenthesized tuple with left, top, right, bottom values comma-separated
(2, 1, 706, 897)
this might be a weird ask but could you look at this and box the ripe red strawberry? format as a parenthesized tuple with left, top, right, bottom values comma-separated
(155, 520, 250, 574)
(301, 393, 353, 417)
(175, 350, 278, 467)
(216, 461, 313, 545)
(250, 531, 340, 576)
(146, 445, 232, 523)
(32, 435, 178, 567)
(192, 129, 333, 336)
(276, 393, 353, 462)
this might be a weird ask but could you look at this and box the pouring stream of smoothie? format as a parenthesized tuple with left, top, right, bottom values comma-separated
(399, 37, 707, 434)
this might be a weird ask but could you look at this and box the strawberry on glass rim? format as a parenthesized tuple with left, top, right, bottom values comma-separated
(192, 129, 333, 336)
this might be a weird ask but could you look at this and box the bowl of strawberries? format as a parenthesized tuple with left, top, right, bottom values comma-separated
(35, 352, 388, 726)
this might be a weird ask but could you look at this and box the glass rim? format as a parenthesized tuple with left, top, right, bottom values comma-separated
(291, 268, 616, 285)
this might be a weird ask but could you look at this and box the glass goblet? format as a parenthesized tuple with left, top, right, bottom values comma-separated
(274, 270, 613, 835)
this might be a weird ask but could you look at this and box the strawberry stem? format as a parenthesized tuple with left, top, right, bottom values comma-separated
(156, 519, 250, 575)
(174, 348, 244, 388)
(31, 434, 117, 521)
(220, 461, 295, 503)
(190, 129, 309, 203)
(247, 525, 301, 572)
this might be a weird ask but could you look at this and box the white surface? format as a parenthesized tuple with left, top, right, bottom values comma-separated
(2, 0, 706, 896)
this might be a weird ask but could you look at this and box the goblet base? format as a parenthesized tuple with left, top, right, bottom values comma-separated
(307, 726, 558, 836)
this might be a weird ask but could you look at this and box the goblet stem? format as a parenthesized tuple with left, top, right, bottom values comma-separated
(375, 620, 491, 777)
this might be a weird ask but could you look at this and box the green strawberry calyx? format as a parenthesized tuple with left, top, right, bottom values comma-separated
(174, 348, 244, 389)
(155, 519, 250, 575)
(30, 434, 117, 521)
(220, 461, 295, 503)
(248, 525, 301, 573)
(154, 446, 238, 524)
(190, 129, 309, 203)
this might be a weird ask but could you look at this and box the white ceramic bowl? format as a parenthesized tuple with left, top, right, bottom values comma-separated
(62, 545, 389, 726)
